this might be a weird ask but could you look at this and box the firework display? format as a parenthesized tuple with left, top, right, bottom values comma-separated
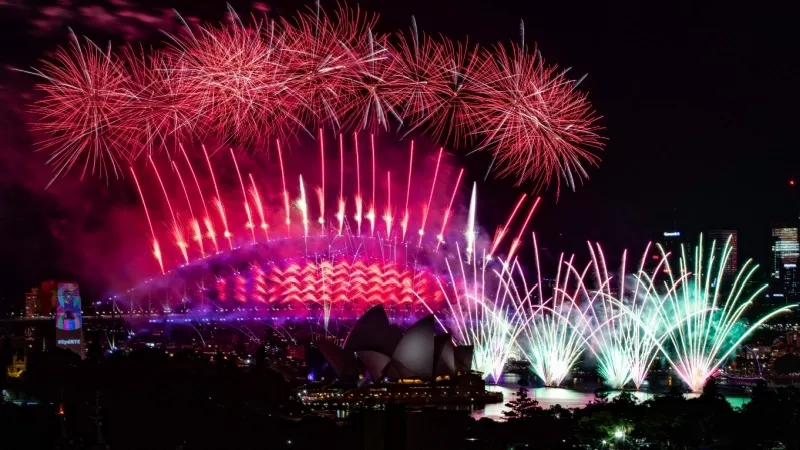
(515, 235, 594, 387)
(111, 135, 542, 333)
(656, 236, 796, 392)
(121, 152, 796, 391)
(416, 243, 530, 383)
(583, 242, 676, 389)
(17, 1, 791, 396)
(530, 237, 790, 391)
(414, 233, 794, 388)
(23, 3, 603, 190)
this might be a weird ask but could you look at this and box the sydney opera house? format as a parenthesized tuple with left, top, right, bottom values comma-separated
(304, 305, 503, 407)
(313, 305, 474, 382)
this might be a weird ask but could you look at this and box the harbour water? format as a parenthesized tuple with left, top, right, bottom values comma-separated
(468, 384, 751, 421)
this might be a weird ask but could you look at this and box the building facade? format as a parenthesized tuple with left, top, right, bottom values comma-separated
(24, 288, 39, 318)
(55, 282, 86, 359)
(772, 227, 800, 301)
(708, 230, 738, 278)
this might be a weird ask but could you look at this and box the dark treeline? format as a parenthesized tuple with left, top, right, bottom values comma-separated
(1, 346, 799, 449)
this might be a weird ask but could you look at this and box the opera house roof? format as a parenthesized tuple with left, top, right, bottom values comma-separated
(314, 305, 473, 381)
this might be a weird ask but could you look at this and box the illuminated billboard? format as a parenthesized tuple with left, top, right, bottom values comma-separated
(55, 282, 85, 359)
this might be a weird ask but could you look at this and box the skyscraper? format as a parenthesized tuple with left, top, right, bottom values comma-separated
(661, 230, 683, 254)
(24, 288, 39, 318)
(55, 282, 85, 359)
(772, 227, 800, 301)
(649, 230, 684, 275)
(708, 230, 738, 278)
(772, 227, 799, 277)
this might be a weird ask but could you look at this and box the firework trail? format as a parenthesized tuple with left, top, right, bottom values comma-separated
(248, 173, 269, 241)
(420, 147, 443, 246)
(402, 140, 414, 240)
(320, 262, 331, 333)
(149, 156, 189, 264)
(465, 183, 477, 263)
(366, 134, 377, 237)
(25, 4, 603, 191)
(277, 139, 291, 235)
(204, 146, 232, 249)
(657, 235, 795, 392)
(317, 128, 326, 230)
(582, 243, 687, 389)
(298, 175, 310, 238)
(171, 160, 205, 257)
(383, 171, 393, 237)
(488, 193, 526, 260)
(125, 135, 488, 275)
(516, 233, 594, 386)
(180, 144, 217, 252)
(354, 132, 363, 235)
(416, 246, 529, 382)
(436, 168, 464, 250)
(506, 197, 541, 263)
(230, 149, 255, 244)
(130, 166, 163, 273)
(336, 134, 346, 236)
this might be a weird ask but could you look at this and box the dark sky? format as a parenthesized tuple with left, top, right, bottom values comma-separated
(0, 0, 797, 310)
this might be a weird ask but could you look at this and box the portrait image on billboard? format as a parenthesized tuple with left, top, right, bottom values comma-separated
(55, 282, 86, 359)
(56, 282, 82, 331)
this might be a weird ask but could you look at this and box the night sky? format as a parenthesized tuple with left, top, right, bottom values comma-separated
(0, 0, 797, 311)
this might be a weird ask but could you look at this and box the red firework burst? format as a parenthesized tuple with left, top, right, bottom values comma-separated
(120, 47, 201, 157)
(280, 4, 378, 130)
(28, 34, 131, 183)
(23, 4, 604, 192)
(470, 43, 603, 192)
(395, 34, 484, 145)
(168, 20, 301, 145)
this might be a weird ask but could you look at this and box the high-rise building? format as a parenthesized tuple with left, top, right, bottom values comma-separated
(661, 230, 683, 253)
(771, 227, 800, 301)
(55, 282, 85, 359)
(782, 263, 799, 300)
(648, 230, 683, 274)
(24, 288, 39, 318)
(772, 227, 799, 277)
(708, 230, 738, 278)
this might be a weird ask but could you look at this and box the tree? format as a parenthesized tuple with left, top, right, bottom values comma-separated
(636, 387, 693, 448)
(691, 377, 736, 447)
(589, 387, 610, 405)
(503, 384, 540, 420)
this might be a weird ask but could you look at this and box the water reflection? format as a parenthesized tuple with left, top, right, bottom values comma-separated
(471, 385, 751, 421)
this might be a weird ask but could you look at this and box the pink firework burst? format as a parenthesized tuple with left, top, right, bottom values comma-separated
(280, 4, 378, 130)
(337, 29, 402, 132)
(165, 17, 302, 145)
(27, 33, 131, 184)
(24, 4, 604, 193)
(395, 33, 484, 145)
(470, 42, 603, 192)
(120, 47, 202, 158)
